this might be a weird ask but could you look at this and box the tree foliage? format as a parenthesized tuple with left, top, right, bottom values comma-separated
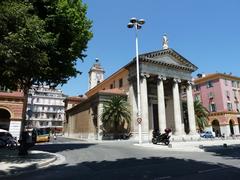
(194, 100, 209, 132)
(0, 0, 92, 91)
(101, 96, 131, 134)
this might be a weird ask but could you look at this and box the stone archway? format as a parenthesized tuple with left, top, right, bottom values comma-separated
(229, 119, 234, 135)
(0, 108, 11, 130)
(212, 119, 221, 137)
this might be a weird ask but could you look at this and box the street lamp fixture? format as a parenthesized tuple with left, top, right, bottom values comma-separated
(127, 17, 145, 144)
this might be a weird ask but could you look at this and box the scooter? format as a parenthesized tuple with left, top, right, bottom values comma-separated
(152, 128, 172, 145)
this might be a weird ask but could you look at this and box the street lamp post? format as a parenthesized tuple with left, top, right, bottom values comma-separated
(127, 17, 145, 144)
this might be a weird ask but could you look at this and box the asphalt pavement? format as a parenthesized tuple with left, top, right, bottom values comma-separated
(0, 138, 240, 179)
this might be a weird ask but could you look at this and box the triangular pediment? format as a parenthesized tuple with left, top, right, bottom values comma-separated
(153, 55, 180, 65)
(139, 48, 198, 71)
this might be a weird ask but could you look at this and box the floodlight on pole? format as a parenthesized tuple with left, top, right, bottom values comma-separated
(127, 17, 145, 144)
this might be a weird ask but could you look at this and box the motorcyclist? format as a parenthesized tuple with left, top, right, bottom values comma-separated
(152, 128, 172, 145)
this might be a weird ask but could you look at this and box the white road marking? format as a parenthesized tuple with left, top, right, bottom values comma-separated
(198, 166, 227, 174)
(154, 176, 171, 180)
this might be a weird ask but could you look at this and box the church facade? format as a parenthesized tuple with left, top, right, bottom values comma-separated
(65, 47, 198, 141)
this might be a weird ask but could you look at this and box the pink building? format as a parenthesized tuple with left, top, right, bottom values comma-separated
(193, 73, 240, 137)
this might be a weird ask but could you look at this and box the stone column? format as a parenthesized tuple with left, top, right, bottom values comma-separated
(140, 73, 150, 141)
(186, 81, 197, 135)
(172, 78, 182, 135)
(97, 102, 103, 140)
(149, 103, 154, 133)
(157, 75, 167, 133)
(128, 80, 138, 139)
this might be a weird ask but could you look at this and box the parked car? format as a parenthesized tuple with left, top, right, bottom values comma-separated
(0, 129, 18, 149)
(200, 131, 214, 138)
(0, 129, 12, 142)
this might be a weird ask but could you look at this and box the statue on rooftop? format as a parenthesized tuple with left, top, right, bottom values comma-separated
(162, 33, 169, 50)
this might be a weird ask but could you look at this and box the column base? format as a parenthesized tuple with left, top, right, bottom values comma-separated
(97, 134, 103, 140)
(173, 131, 185, 136)
(131, 131, 150, 143)
(188, 131, 198, 136)
(170, 134, 201, 142)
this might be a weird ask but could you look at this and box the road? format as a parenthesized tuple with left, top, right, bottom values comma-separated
(5, 137, 240, 180)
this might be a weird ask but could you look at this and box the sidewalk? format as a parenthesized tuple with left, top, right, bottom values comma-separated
(135, 139, 240, 152)
(0, 149, 65, 178)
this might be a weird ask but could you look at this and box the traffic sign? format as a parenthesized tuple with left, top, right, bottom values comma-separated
(137, 118, 142, 124)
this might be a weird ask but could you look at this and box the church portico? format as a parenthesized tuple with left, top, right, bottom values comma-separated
(128, 46, 198, 142)
(130, 75, 198, 141)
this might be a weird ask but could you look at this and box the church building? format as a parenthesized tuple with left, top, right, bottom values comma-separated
(65, 36, 198, 141)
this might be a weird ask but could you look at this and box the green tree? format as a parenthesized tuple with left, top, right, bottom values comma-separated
(194, 100, 209, 132)
(101, 96, 131, 137)
(0, 0, 92, 129)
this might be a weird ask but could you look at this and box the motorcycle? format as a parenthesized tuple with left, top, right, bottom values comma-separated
(152, 128, 172, 145)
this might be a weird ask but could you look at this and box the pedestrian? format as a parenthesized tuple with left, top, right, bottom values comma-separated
(18, 131, 31, 156)
(54, 133, 57, 140)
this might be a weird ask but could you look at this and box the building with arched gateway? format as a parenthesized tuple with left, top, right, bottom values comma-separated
(0, 87, 24, 139)
(193, 73, 240, 137)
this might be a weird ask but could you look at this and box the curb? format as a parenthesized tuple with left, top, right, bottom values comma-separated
(134, 143, 204, 152)
(134, 140, 240, 152)
(0, 150, 65, 178)
(36, 153, 57, 168)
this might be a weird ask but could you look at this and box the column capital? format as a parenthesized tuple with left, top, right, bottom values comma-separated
(157, 75, 167, 81)
(187, 80, 194, 86)
(140, 72, 150, 78)
(173, 78, 181, 83)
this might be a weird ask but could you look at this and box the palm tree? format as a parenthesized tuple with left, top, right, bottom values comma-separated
(194, 100, 209, 132)
(101, 96, 131, 137)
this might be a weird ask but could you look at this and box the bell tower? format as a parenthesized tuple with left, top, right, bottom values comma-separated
(88, 58, 105, 90)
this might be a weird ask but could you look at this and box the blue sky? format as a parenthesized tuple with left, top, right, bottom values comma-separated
(61, 0, 240, 96)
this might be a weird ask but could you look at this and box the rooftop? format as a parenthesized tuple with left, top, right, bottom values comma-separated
(194, 73, 240, 84)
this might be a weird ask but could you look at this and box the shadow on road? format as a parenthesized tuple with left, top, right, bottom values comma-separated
(0, 149, 55, 163)
(204, 144, 240, 159)
(0, 143, 95, 168)
(6, 156, 240, 180)
(32, 143, 96, 153)
(0, 143, 96, 177)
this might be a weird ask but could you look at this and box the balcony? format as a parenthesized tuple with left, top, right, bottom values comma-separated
(31, 109, 64, 113)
